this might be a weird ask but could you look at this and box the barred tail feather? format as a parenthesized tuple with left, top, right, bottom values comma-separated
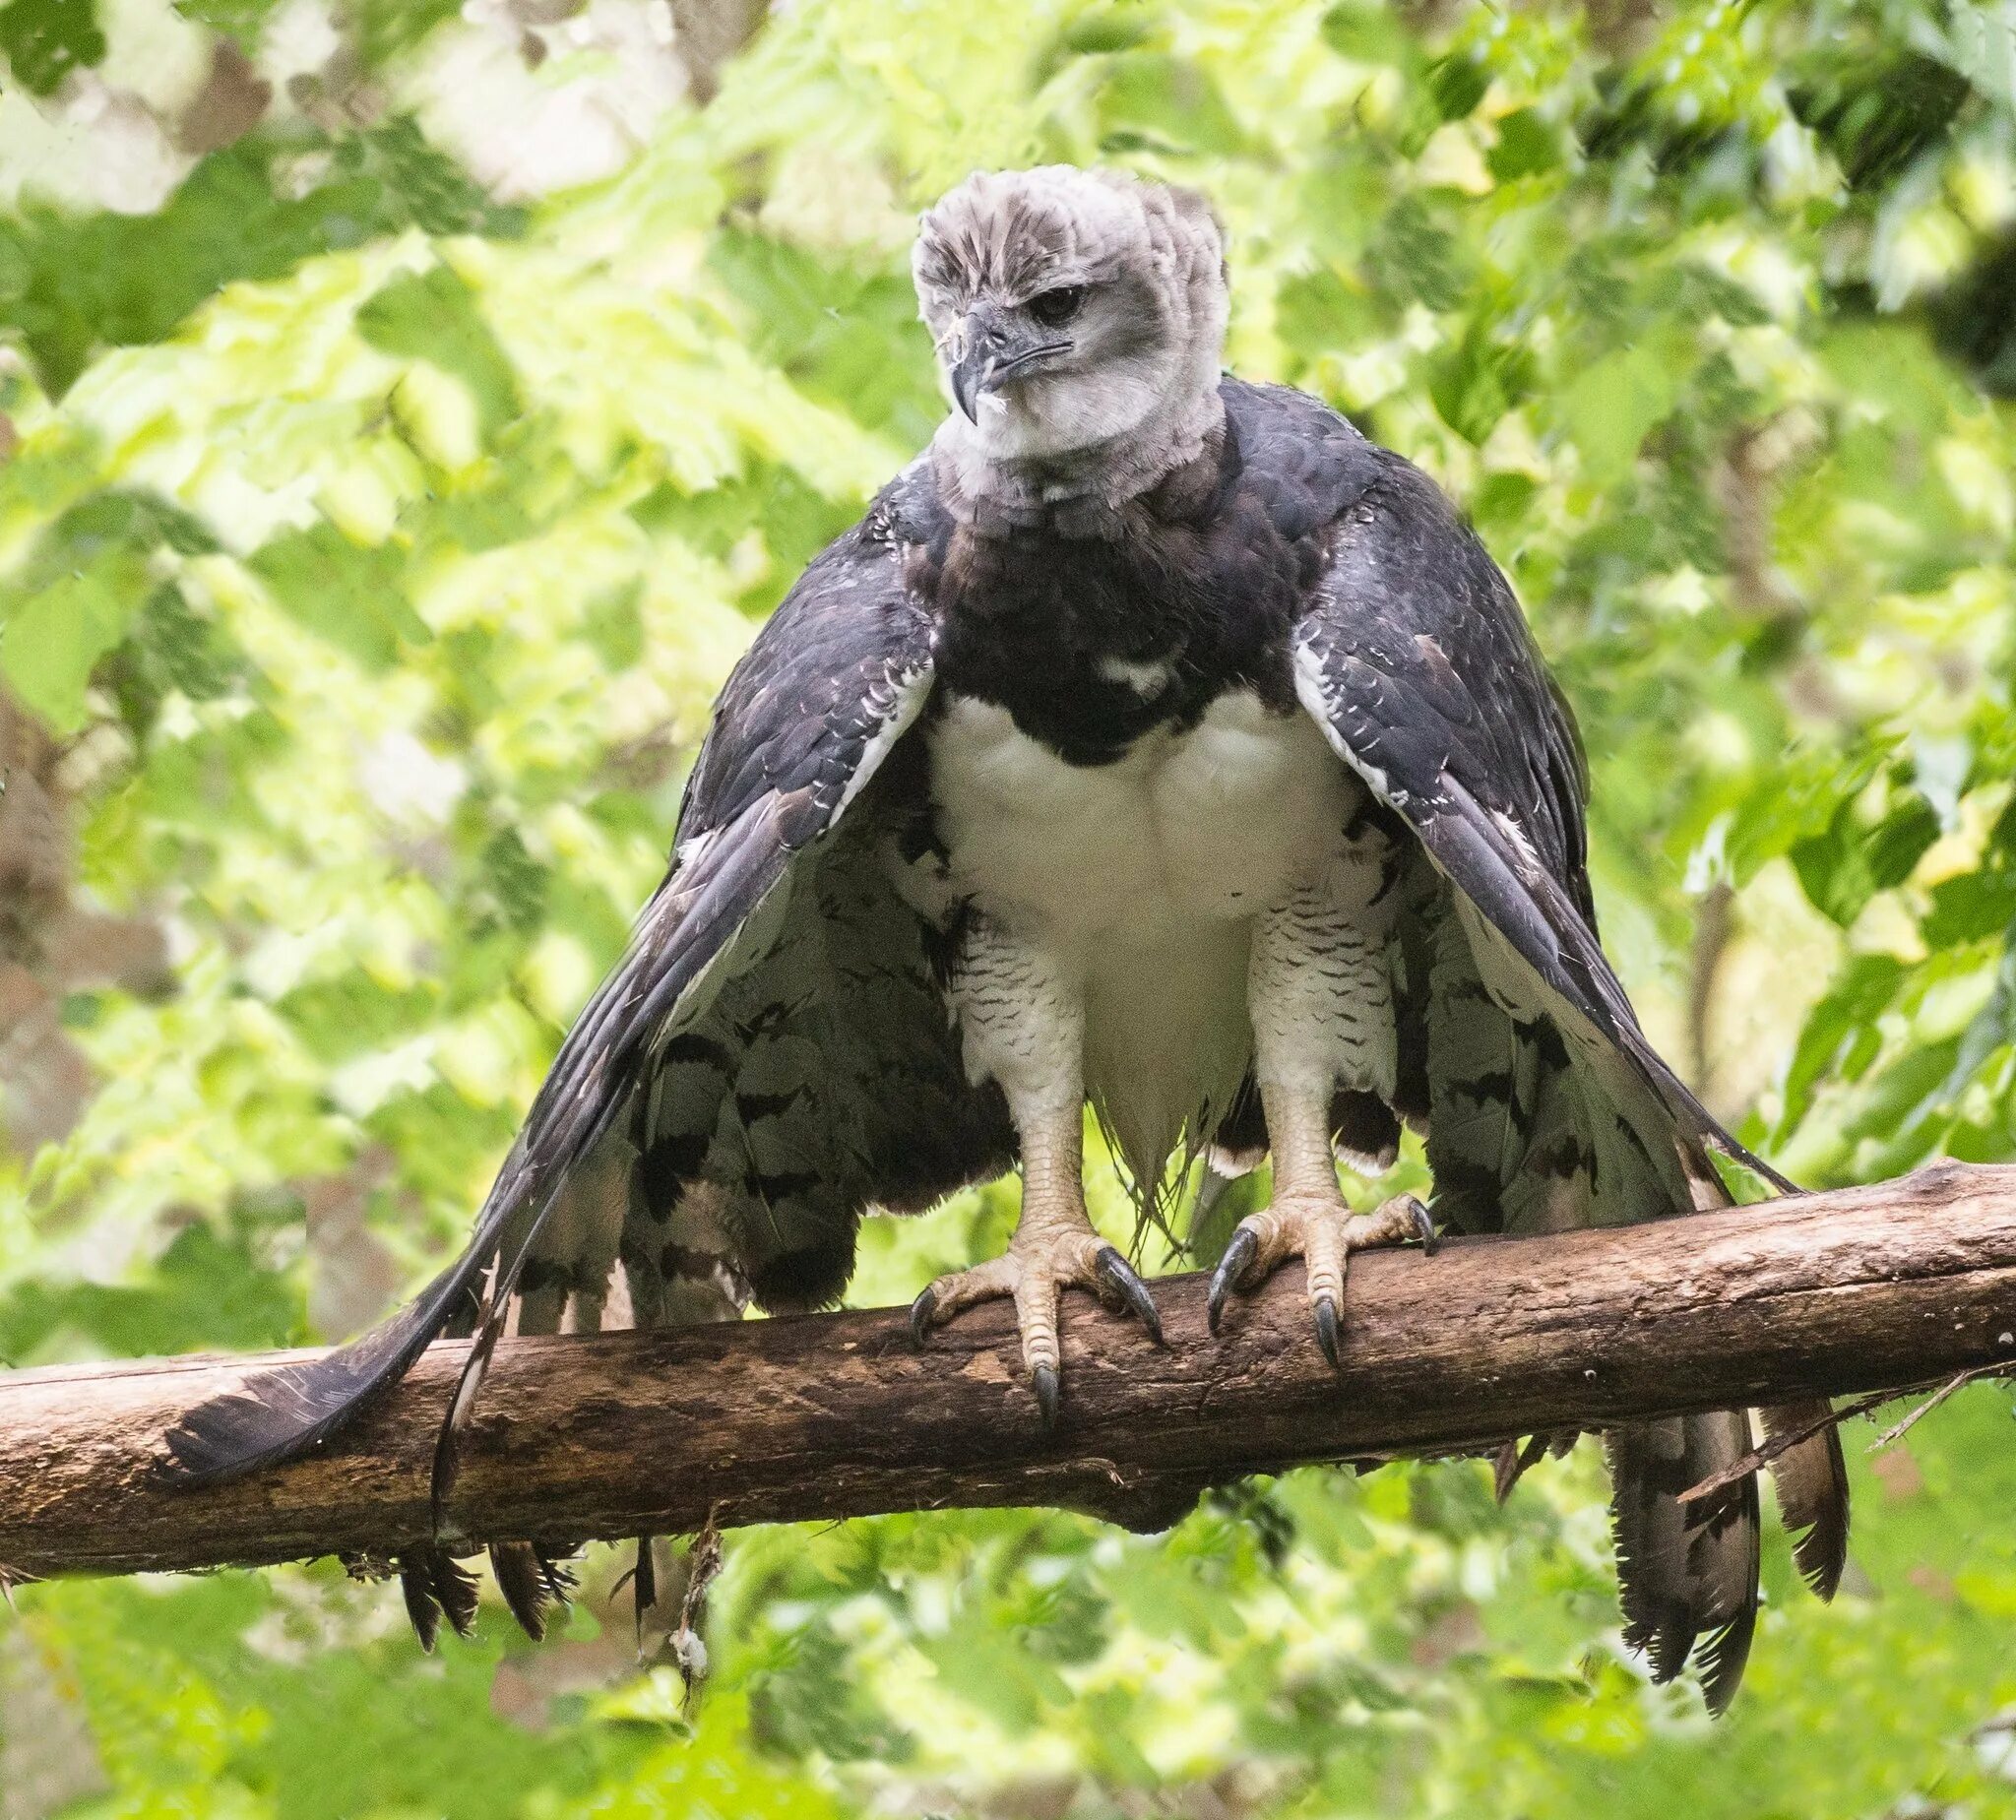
(1606, 1413, 1760, 1716)
(1761, 1401, 1851, 1600)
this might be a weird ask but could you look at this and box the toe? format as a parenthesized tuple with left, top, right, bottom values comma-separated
(910, 1254, 1018, 1341)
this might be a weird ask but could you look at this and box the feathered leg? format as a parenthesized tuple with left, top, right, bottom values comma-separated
(911, 914, 1161, 1423)
(1208, 883, 1428, 1354)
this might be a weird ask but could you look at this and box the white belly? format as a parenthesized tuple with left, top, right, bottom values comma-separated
(924, 688, 1364, 1182)
(926, 687, 1358, 946)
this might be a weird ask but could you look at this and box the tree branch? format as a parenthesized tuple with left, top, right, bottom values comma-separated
(4, 1162, 2014, 1581)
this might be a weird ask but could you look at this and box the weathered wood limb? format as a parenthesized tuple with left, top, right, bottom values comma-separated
(3, 1162, 2014, 1580)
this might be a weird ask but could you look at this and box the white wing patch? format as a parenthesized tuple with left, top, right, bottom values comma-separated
(1490, 807, 1542, 874)
(838, 660, 934, 815)
(1292, 635, 1407, 807)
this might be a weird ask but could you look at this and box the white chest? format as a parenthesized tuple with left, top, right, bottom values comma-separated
(925, 688, 1358, 945)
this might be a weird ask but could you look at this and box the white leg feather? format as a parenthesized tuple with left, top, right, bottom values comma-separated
(1211, 877, 1429, 1358)
(911, 915, 1162, 1421)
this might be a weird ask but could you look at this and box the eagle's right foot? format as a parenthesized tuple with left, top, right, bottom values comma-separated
(1207, 1192, 1434, 1364)
(911, 1210, 1162, 1426)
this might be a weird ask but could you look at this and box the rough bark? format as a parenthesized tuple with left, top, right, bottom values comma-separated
(3, 1162, 2014, 1581)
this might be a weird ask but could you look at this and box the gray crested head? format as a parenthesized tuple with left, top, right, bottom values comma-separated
(913, 165, 1228, 511)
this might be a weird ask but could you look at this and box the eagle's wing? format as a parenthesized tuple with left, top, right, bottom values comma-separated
(161, 483, 964, 1500)
(1294, 465, 1780, 1198)
(1292, 451, 1846, 1714)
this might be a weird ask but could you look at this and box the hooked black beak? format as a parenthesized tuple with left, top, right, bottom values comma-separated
(946, 304, 1070, 424)
(948, 340, 990, 424)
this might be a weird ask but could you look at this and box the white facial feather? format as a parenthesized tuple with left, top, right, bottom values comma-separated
(913, 165, 1229, 500)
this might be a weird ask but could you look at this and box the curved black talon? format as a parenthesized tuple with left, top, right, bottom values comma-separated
(1033, 1362, 1060, 1429)
(1207, 1227, 1260, 1336)
(909, 1286, 937, 1349)
(1405, 1197, 1438, 1256)
(1313, 1292, 1341, 1370)
(1095, 1245, 1165, 1345)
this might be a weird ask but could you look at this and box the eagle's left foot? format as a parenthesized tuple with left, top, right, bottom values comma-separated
(1207, 1193, 1434, 1365)
(910, 1211, 1162, 1426)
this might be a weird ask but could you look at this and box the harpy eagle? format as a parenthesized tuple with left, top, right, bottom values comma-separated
(166, 165, 1848, 1710)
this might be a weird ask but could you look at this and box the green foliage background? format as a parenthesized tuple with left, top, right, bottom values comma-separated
(1, 0, 2014, 1813)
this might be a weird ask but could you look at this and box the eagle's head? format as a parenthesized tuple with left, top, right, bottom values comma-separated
(913, 165, 1228, 484)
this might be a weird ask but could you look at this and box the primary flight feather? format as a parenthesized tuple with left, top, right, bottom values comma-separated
(163, 164, 1847, 1709)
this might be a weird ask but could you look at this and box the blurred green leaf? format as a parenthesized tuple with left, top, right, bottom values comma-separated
(1562, 339, 1687, 483)
(170, 0, 282, 45)
(1488, 108, 1562, 181)
(1790, 788, 1942, 926)
(247, 524, 430, 671)
(0, 569, 134, 731)
(0, 129, 522, 397)
(0, 0, 103, 95)
(355, 262, 521, 439)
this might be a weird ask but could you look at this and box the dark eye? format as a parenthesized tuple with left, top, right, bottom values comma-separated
(1027, 285, 1086, 329)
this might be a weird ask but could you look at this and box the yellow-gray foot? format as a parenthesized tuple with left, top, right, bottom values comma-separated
(1207, 1193, 1435, 1365)
(911, 1220, 1162, 1426)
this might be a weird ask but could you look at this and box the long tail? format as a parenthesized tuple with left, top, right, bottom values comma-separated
(1606, 1414, 1760, 1716)
(1413, 881, 1850, 1710)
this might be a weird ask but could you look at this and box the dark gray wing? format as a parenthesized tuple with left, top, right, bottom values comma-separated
(1292, 450, 1842, 1712)
(1293, 457, 1778, 1197)
(162, 486, 952, 1489)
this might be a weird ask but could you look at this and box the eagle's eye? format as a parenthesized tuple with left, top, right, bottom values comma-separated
(1026, 285, 1086, 329)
